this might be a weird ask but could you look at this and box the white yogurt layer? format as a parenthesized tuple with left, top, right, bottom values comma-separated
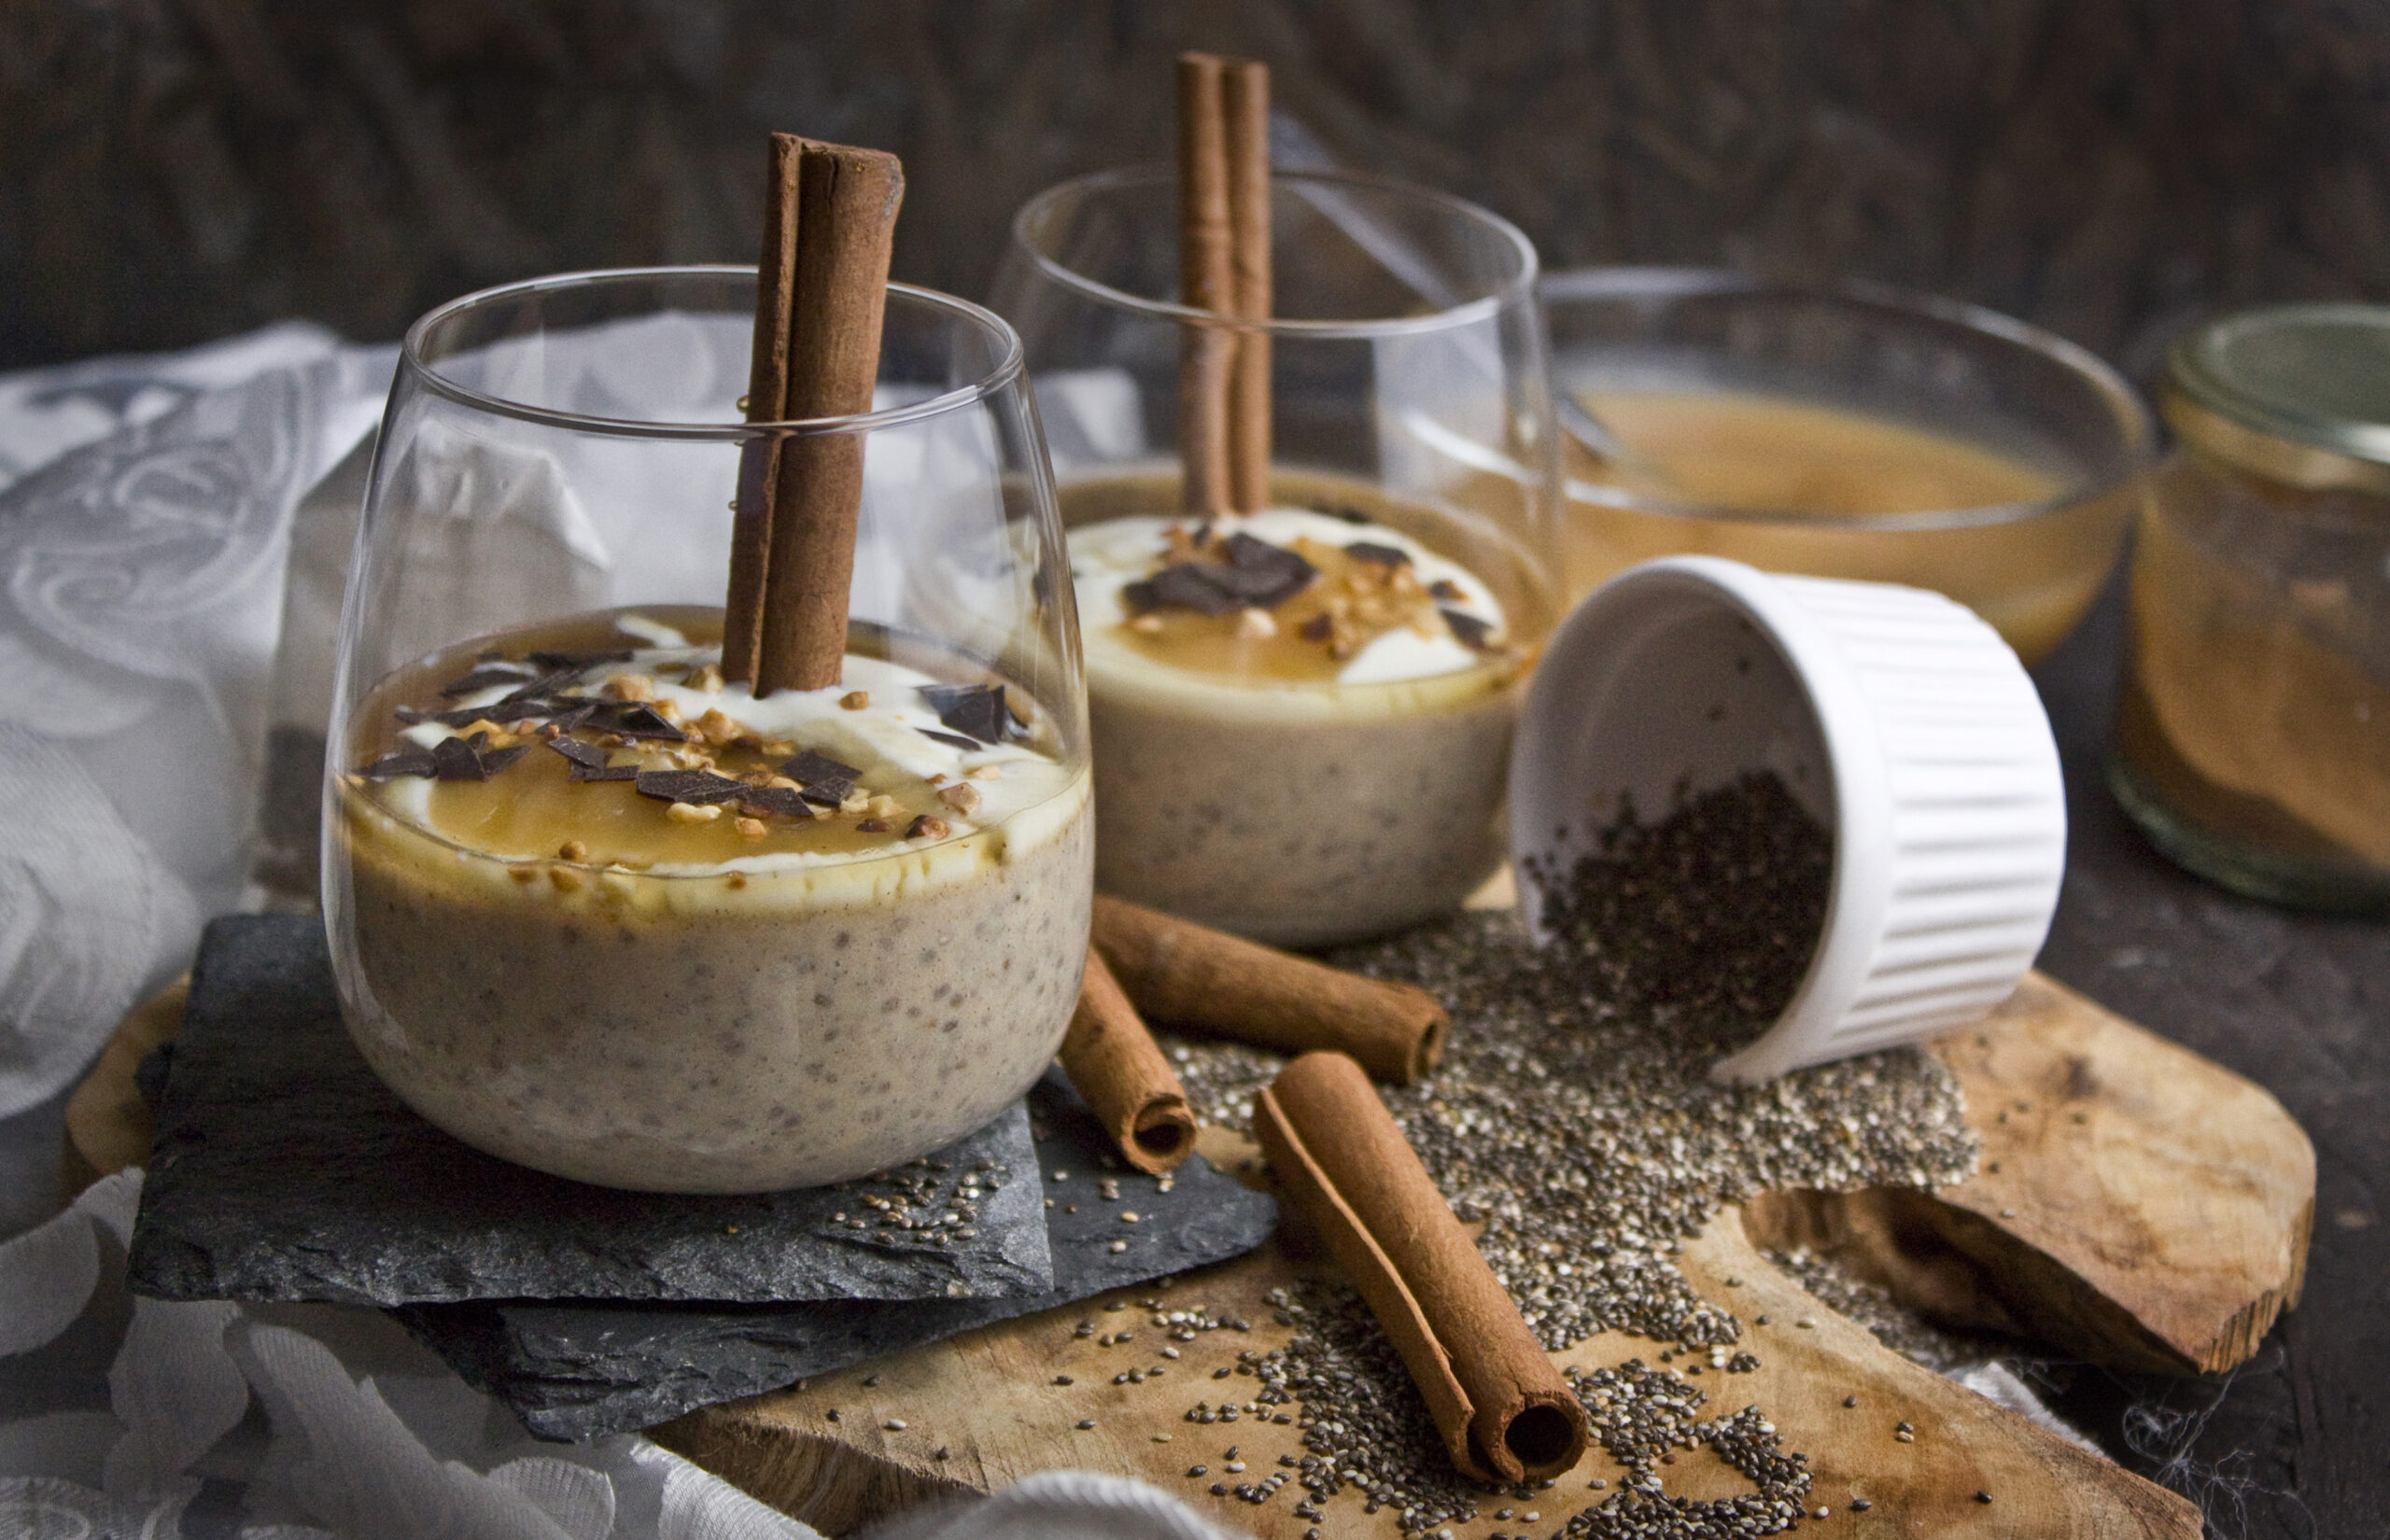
(373, 624, 1079, 876)
(1067, 508, 1508, 687)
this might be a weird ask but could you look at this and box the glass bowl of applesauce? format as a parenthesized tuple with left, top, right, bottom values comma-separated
(1544, 269, 2156, 665)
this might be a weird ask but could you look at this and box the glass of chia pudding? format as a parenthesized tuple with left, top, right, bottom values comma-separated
(992, 167, 1564, 946)
(323, 268, 1092, 1193)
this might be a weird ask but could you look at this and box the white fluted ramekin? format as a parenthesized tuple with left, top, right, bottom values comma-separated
(1510, 555, 2067, 1084)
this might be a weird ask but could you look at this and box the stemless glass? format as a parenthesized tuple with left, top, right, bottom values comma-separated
(323, 268, 1092, 1193)
(992, 167, 1563, 946)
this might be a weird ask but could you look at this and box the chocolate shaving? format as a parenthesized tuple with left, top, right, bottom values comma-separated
(1440, 608, 1495, 651)
(496, 669, 584, 708)
(1145, 564, 1241, 616)
(358, 749, 436, 780)
(545, 737, 610, 769)
(431, 736, 490, 782)
(736, 785, 817, 820)
(478, 743, 531, 775)
(780, 749, 861, 805)
(1217, 532, 1317, 604)
(920, 729, 981, 752)
(1343, 539, 1410, 567)
(634, 768, 745, 805)
(528, 649, 633, 672)
(546, 736, 640, 783)
(591, 703, 686, 742)
(545, 703, 598, 735)
(1119, 580, 1162, 616)
(918, 682, 1015, 745)
(1427, 578, 1464, 601)
(442, 664, 541, 697)
(1139, 536, 1317, 616)
(1298, 613, 1333, 643)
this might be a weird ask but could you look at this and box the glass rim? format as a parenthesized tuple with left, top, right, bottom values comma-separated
(1541, 265, 2158, 531)
(399, 266, 1027, 441)
(1009, 164, 1540, 338)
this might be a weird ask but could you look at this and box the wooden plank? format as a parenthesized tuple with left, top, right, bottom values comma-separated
(1749, 973, 2314, 1376)
(71, 965, 2304, 1537)
(652, 1125, 2199, 1538)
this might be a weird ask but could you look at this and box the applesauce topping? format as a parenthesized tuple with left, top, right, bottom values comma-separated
(1069, 508, 1511, 686)
(344, 612, 1070, 873)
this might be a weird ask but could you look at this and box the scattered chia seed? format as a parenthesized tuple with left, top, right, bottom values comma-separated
(1764, 1245, 2005, 1371)
(1163, 774, 1978, 1538)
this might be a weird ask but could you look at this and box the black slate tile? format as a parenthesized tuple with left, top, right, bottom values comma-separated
(127, 916, 1051, 1308)
(398, 1069, 1280, 1440)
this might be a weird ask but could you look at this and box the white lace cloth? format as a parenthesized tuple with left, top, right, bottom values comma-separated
(0, 1171, 1238, 1540)
(0, 326, 1244, 1540)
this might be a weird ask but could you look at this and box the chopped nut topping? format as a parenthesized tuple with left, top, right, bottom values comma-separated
(839, 691, 870, 709)
(840, 790, 872, 814)
(689, 663, 724, 693)
(602, 674, 655, 702)
(937, 782, 983, 816)
(666, 802, 724, 823)
(1235, 607, 1277, 640)
(907, 814, 951, 841)
(735, 817, 766, 839)
(558, 840, 588, 862)
(1131, 613, 1164, 634)
(693, 708, 747, 745)
(966, 764, 1003, 781)
(856, 817, 892, 833)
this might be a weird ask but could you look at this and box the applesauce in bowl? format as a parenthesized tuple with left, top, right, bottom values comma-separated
(1545, 269, 2156, 665)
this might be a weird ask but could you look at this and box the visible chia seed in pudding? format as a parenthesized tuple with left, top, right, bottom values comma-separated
(1062, 469, 1543, 947)
(326, 607, 1094, 1193)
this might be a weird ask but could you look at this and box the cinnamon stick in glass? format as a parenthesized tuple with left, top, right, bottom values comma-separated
(725, 135, 905, 693)
(1176, 53, 1235, 517)
(1058, 947, 1197, 1175)
(1255, 1051, 1589, 1484)
(1090, 895, 1447, 1084)
(1222, 58, 1272, 512)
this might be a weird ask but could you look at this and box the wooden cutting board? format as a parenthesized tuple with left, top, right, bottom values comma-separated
(71, 972, 2309, 1538)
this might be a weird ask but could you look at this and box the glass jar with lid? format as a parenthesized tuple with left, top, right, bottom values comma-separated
(2112, 303, 2390, 910)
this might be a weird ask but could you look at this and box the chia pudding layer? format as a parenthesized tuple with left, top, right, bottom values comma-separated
(326, 609, 1093, 1193)
(1062, 470, 1534, 946)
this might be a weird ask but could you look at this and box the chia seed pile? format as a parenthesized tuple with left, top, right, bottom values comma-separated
(1162, 774, 1980, 1538)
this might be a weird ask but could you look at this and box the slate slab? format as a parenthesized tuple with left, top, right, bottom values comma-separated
(398, 1068, 1280, 1440)
(127, 915, 1052, 1307)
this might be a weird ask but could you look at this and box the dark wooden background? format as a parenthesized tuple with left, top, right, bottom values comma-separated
(8, 0, 2390, 376)
(5, 4, 2386, 1535)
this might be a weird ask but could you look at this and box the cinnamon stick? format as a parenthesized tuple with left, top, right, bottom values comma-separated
(725, 135, 905, 694)
(1058, 947, 1197, 1175)
(1222, 58, 1272, 512)
(725, 134, 808, 684)
(1176, 52, 1235, 516)
(1090, 894, 1448, 1084)
(1255, 1052, 1589, 1484)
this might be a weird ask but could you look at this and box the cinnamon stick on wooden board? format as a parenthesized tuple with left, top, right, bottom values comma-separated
(1178, 52, 1272, 515)
(725, 134, 905, 694)
(1058, 947, 1197, 1175)
(1256, 1051, 1590, 1484)
(1090, 894, 1448, 1083)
